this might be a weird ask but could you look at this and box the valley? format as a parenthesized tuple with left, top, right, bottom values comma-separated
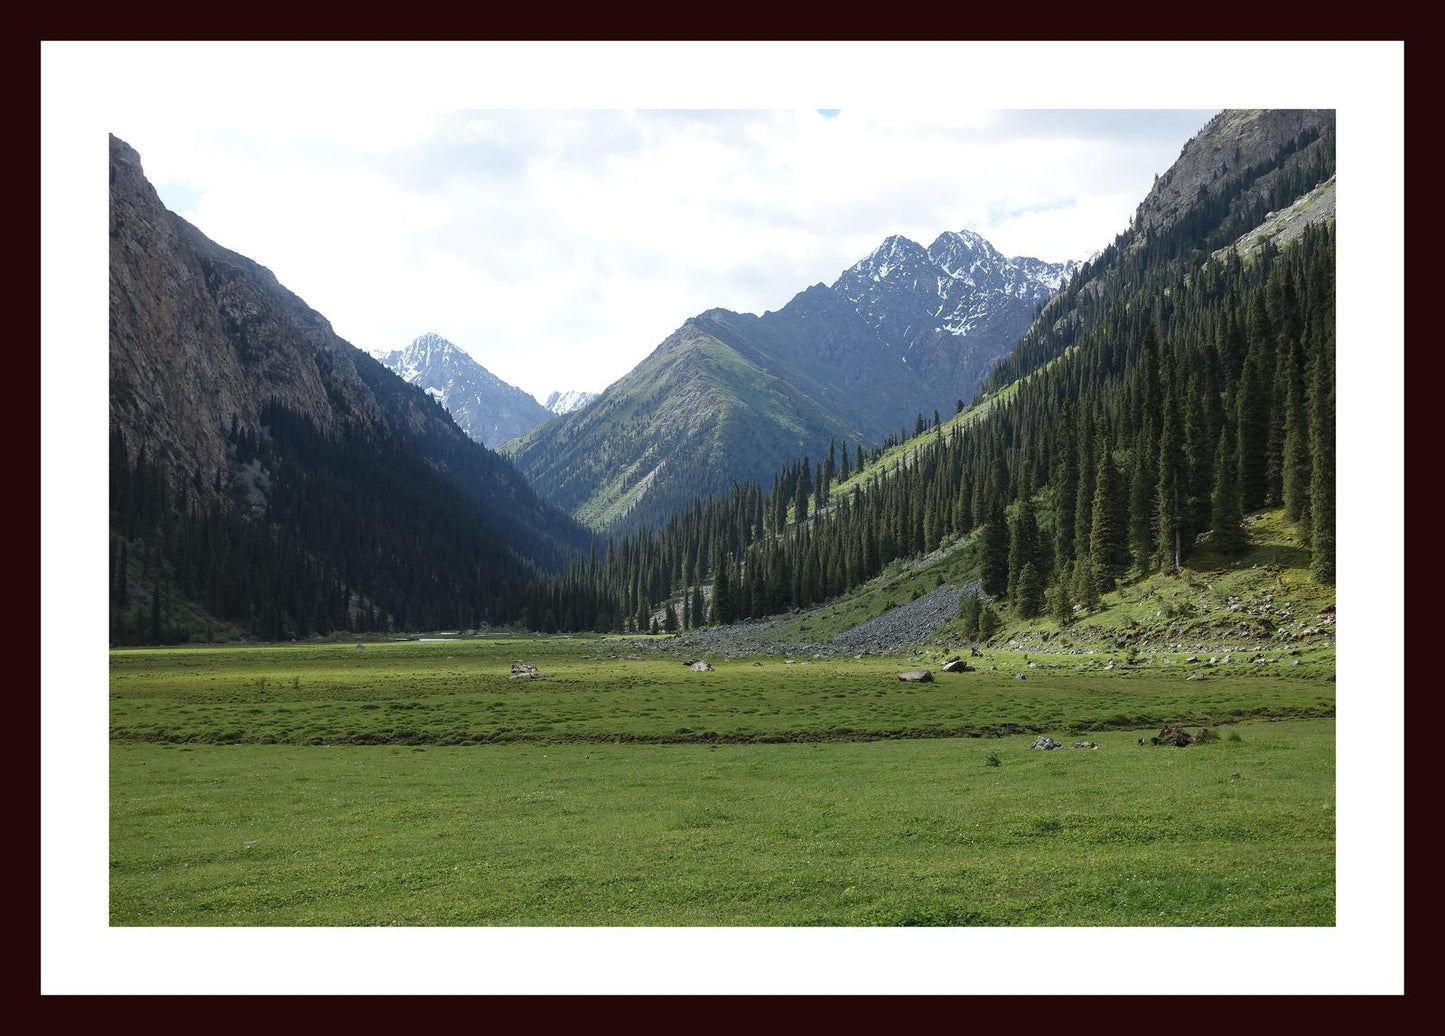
(103, 107, 1343, 932)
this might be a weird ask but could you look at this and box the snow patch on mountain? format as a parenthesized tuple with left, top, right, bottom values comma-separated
(544, 390, 599, 415)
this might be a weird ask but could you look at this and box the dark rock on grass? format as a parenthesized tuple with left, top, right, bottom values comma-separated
(1147, 725, 1210, 747)
(941, 659, 972, 673)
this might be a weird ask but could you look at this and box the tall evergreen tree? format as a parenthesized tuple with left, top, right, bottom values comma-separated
(1308, 334, 1335, 584)
(978, 499, 1010, 598)
(1089, 440, 1129, 588)
(1210, 422, 1246, 555)
(1235, 349, 1269, 511)
(1014, 562, 1044, 619)
(1006, 472, 1040, 601)
(1155, 384, 1184, 573)
(1282, 334, 1313, 530)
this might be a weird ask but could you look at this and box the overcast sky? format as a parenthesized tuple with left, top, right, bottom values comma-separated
(111, 106, 1215, 401)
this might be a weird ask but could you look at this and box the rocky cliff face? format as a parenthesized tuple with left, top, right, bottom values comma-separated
(108, 133, 422, 490)
(1131, 109, 1334, 246)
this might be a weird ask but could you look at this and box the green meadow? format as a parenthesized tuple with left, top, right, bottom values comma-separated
(110, 636, 1335, 926)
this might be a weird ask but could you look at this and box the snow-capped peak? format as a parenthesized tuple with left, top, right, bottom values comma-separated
(544, 389, 599, 415)
(832, 227, 1080, 350)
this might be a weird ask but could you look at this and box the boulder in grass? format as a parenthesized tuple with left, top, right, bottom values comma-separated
(1028, 736, 1062, 750)
(941, 659, 972, 673)
(897, 670, 933, 683)
(510, 662, 538, 678)
(689, 661, 714, 672)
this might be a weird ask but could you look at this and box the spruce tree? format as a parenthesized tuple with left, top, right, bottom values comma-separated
(979, 500, 1010, 598)
(1049, 561, 1075, 625)
(1235, 350, 1269, 511)
(1309, 335, 1335, 584)
(1210, 423, 1246, 556)
(1072, 555, 1101, 612)
(1128, 419, 1157, 570)
(1282, 334, 1313, 531)
(975, 602, 1001, 642)
(958, 588, 982, 633)
(1089, 441, 1129, 588)
(1014, 562, 1044, 619)
(1155, 386, 1183, 573)
(1006, 473, 1039, 601)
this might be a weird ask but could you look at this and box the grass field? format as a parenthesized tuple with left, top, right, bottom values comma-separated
(110, 636, 1334, 926)
(109, 637, 1335, 746)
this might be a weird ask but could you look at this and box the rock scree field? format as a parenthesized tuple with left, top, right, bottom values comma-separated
(110, 635, 1335, 926)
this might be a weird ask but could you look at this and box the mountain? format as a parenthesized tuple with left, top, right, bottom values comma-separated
(544, 389, 598, 415)
(508, 230, 1076, 529)
(831, 230, 1077, 398)
(515, 108, 1336, 636)
(108, 134, 588, 642)
(370, 333, 552, 447)
(985, 108, 1335, 394)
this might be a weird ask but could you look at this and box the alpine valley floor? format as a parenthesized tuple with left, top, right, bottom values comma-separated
(110, 636, 1334, 926)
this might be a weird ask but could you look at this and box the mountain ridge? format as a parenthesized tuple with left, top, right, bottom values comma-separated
(510, 227, 1077, 529)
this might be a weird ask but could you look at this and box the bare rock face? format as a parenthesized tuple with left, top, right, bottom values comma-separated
(1130, 109, 1335, 246)
(108, 134, 419, 493)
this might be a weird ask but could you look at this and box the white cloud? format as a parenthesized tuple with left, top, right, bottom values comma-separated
(105, 102, 1213, 400)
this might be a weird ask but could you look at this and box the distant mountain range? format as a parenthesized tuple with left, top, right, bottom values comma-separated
(505, 229, 1078, 529)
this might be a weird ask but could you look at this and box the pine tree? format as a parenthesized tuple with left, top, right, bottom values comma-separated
(663, 602, 678, 633)
(1128, 419, 1157, 570)
(1014, 562, 1044, 619)
(1089, 441, 1129, 588)
(1309, 334, 1335, 584)
(958, 588, 982, 632)
(709, 555, 731, 624)
(1155, 386, 1183, 573)
(794, 458, 812, 525)
(1006, 472, 1040, 601)
(1236, 350, 1269, 511)
(978, 500, 1010, 598)
(1210, 422, 1246, 555)
(976, 602, 1001, 642)
(1282, 334, 1313, 531)
(1072, 555, 1101, 612)
(1049, 561, 1075, 625)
